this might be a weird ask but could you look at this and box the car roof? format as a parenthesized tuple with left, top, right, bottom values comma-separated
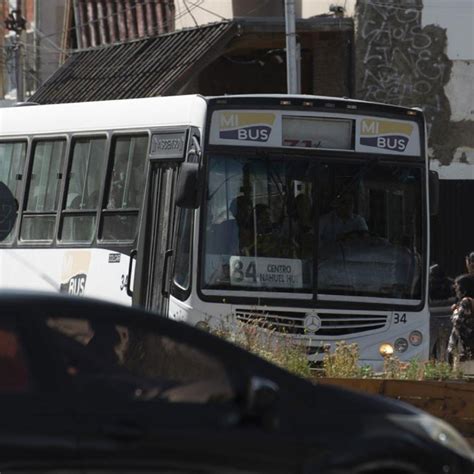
(0, 290, 418, 417)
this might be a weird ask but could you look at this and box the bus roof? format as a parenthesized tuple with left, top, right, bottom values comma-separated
(206, 94, 423, 118)
(0, 93, 423, 138)
(0, 95, 208, 137)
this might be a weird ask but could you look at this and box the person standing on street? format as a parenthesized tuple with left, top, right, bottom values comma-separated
(447, 273, 474, 369)
(465, 252, 474, 275)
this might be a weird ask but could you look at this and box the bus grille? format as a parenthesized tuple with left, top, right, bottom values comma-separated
(235, 309, 388, 336)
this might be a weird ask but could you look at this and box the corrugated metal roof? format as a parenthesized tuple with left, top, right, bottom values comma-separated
(30, 21, 237, 104)
(72, 0, 175, 49)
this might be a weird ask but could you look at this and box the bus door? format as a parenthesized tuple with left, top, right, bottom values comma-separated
(131, 130, 189, 315)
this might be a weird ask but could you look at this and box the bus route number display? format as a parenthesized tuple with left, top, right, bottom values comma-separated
(230, 256, 303, 289)
(282, 116, 352, 150)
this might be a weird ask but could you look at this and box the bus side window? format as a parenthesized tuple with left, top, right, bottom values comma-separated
(100, 135, 148, 241)
(0, 141, 27, 244)
(21, 139, 66, 242)
(60, 137, 106, 243)
(172, 208, 193, 298)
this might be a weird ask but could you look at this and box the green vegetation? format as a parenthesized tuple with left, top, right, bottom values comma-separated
(211, 317, 464, 381)
(322, 341, 463, 381)
(212, 317, 311, 378)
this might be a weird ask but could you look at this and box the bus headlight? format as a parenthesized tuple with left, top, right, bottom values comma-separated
(394, 338, 409, 353)
(409, 330, 423, 346)
(379, 343, 394, 357)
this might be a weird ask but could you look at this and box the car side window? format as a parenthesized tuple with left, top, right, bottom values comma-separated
(46, 317, 234, 404)
(0, 324, 30, 392)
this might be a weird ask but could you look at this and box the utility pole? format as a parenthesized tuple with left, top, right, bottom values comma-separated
(284, 0, 300, 94)
(5, 0, 26, 102)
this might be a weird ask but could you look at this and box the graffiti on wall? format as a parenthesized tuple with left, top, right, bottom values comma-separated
(356, 0, 452, 139)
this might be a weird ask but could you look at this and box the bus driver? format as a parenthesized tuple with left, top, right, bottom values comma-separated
(319, 193, 368, 243)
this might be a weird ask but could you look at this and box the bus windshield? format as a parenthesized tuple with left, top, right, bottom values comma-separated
(202, 152, 422, 301)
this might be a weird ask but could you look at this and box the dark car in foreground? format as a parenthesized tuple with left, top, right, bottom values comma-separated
(0, 292, 471, 474)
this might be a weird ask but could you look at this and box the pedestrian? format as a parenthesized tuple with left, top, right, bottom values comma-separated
(429, 264, 454, 301)
(465, 252, 474, 275)
(447, 273, 474, 369)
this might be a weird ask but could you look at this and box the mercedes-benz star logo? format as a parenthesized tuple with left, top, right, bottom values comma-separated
(304, 314, 322, 334)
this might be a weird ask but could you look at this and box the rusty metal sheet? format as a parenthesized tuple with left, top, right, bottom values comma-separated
(30, 21, 237, 104)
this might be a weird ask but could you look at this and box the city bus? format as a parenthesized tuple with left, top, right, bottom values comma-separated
(0, 94, 437, 368)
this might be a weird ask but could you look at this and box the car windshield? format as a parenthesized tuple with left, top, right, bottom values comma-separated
(202, 153, 422, 300)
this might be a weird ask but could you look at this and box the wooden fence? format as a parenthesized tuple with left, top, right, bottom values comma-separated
(315, 378, 474, 444)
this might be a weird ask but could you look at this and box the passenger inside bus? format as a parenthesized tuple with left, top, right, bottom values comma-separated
(207, 195, 253, 256)
(293, 193, 314, 258)
(245, 203, 282, 258)
(319, 193, 368, 243)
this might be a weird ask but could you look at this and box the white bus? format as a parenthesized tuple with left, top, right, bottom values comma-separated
(0, 94, 437, 368)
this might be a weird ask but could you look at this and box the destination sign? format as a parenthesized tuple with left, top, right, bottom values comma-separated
(229, 256, 303, 289)
(282, 116, 352, 150)
(150, 132, 186, 159)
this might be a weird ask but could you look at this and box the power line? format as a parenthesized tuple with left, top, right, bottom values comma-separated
(182, 0, 227, 21)
(1, 0, 214, 99)
(184, 0, 276, 22)
(32, 1, 196, 45)
(182, 0, 200, 27)
(26, 21, 69, 55)
(361, 0, 423, 10)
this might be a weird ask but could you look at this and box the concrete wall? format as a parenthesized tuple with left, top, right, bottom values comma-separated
(302, 0, 355, 17)
(35, 0, 65, 86)
(174, 0, 345, 30)
(354, 0, 473, 175)
(422, 0, 474, 179)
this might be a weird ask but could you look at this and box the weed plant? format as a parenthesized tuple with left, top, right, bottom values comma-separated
(323, 341, 463, 381)
(211, 315, 311, 378)
(211, 315, 463, 381)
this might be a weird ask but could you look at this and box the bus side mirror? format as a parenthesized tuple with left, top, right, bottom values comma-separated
(176, 162, 200, 209)
(429, 170, 439, 216)
(0, 181, 17, 241)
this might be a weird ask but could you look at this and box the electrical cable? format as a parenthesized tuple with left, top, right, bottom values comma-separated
(30, 1, 195, 45)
